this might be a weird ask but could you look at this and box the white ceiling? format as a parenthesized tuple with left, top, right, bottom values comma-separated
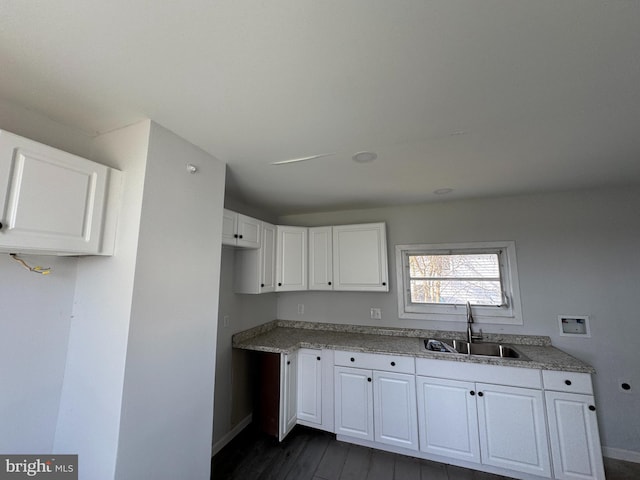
(1, 0, 639, 215)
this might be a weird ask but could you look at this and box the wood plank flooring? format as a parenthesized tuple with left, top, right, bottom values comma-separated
(211, 425, 504, 480)
(211, 424, 640, 480)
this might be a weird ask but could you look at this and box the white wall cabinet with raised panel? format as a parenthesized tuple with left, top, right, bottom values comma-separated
(234, 221, 276, 294)
(235, 221, 388, 293)
(332, 223, 389, 292)
(308, 226, 333, 290)
(222, 209, 261, 248)
(275, 226, 307, 292)
(0, 129, 122, 255)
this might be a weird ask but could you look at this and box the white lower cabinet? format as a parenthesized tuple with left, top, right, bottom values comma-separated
(545, 391, 605, 480)
(268, 347, 603, 480)
(334, 351, 418, 450)
(334, 366, 374, 441)
(416, 376, 480, 463)
(416, 376, 550, 477)
(296, 348, 335, 433)
(373, 370, 418, 450)
(279, 351, 297, 441)
(297, 349, 323, 425)
(477, 383, 551, 478)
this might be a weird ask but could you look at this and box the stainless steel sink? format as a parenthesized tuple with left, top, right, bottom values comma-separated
(425, 339, 525, 359)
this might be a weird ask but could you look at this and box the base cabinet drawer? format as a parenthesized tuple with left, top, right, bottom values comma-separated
(543, 370, 593, 395)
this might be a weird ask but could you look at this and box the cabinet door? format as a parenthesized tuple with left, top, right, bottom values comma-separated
(279, 352, 298, 441)
(545, 391, 605, 480)
(332, 223, 388, 291)
(373, 371, 418, 450)
(334, 366, 374, 441)
(221, 209, 238, 246)
(0, 130, 111, 255)
(297, 349, 322, 425)
(234, 221, 276, 294)
(276, 226, 307, 291)
(308, 226, 333, 290)
(416, 376, 480, 462)
(259, 222, 276, 293)
(476, 383, 551, 478)
(236, 213, 261, 248)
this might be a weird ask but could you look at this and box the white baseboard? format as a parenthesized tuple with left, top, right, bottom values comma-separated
(603, 446, 640, 464)
(211, 414, 253, 457)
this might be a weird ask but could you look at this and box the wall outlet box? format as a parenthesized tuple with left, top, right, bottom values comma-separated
(370, 308, 382, 320)
(558, 315, 591, 337)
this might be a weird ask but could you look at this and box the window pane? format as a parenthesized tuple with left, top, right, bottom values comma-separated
(409, 253, 500, 279)
(410, 279, 503, 305)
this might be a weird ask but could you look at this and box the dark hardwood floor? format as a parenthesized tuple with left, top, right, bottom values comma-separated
(211, 424, 640, 480)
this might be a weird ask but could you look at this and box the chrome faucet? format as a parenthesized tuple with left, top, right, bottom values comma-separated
(466, 301, 483, 343)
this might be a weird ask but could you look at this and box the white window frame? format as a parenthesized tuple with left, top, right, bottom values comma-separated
(395, 241, 523, 325)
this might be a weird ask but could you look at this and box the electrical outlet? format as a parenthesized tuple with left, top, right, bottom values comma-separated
(370, 308, 382, 320)
(223, 315, 230, 328)
(297, 304, 304, 315)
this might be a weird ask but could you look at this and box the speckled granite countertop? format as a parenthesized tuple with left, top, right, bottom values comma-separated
(232, 320, 595, 373)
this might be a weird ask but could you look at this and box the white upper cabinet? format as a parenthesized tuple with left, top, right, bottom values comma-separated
(0, 130, 121, 255)
(308, 226, 333, 290)
(332, 223, 389, 291)
(275, 226, 307, 291)
(235, 221, 388, 293)
(222, 209, 261, 248)
(234, 221, 276, 294)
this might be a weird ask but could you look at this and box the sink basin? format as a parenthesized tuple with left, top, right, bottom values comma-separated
(425, 339, 524, 359)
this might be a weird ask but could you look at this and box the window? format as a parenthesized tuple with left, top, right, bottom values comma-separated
(395, 241, 523, 324)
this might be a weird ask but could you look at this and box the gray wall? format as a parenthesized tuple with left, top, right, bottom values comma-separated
(113, 123, 226, 480)
(1, 104, 229, 479)
(54, 120, 151, 479)
(213, 244, 277, 447)
(0, 102, 89, 454)
(278, 187, 640, 458)
(0, 254, 77, 453)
